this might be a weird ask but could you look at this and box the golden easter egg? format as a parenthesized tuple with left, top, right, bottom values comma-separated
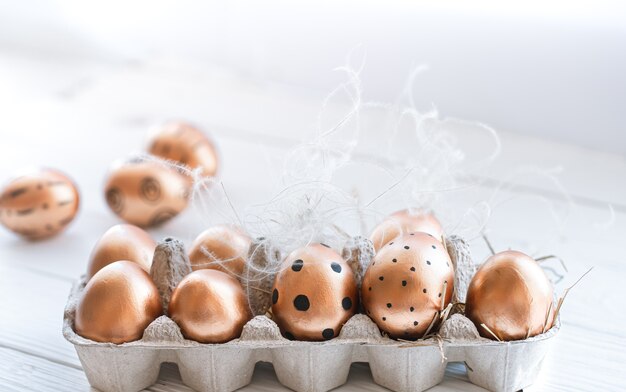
(148, 121, 219, 177)
(104, 159, 189, 227)
(168, 269, 251, 343)
(271, 243, 358, 341)
(86, 224, 156, 280)
(0, 168, 79, 239)
(75, 260, 162, 343)
(362, 232, 454, 340)
(370, 209, 444, 252)
(188, 225, 252, 278)
(465, 250, 555, 341)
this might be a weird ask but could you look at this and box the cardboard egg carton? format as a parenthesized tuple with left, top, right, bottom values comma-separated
(62, 237, 559, 392)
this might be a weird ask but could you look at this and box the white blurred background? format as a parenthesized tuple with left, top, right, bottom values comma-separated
(1, 0, 625, 155)
(1, 3, 625, 391)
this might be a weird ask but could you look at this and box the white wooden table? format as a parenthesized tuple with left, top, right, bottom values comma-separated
(0, 52, 625, 391)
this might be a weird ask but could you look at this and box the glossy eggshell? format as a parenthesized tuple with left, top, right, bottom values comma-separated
(86, 224, 156, 280)
(188, 225, 252, 278)
(104, 160, 189, 227)
(362, 232, 454, 340)
(370, 209, 444, 252)
(168, 269, 251, 343)
(465, 250, 555, 341)
(271, 243, 358, 341)
(148, 122, 219, 177)
(0, 168, 79, 239)
(75, 261, 162, 343)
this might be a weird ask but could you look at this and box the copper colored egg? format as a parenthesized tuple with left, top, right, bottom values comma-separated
(75, 260, 162, 343)
(362, 232, 454, 340)
(148, 121, 219, 177)
(370, 209, 444, 252)
(465, 250, 555, 341)
(168, 269, 251, 343)
(86, 224, 156, 280)
(0, 168, 79, 239)
(188, 225, 251, 278)
(104, 159, 189, 227)
(271, 243, 358, 341)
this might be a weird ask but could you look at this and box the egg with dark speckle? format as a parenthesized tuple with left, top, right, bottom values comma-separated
(362, 232, 454, 340)
(271, 243, 358, 341)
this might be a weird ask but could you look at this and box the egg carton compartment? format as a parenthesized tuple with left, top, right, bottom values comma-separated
(63, 274, 559, 392)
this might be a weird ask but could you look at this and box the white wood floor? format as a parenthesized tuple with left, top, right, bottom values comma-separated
(0, 52, 625, 391)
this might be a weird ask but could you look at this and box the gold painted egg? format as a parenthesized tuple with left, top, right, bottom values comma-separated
(148, 121, 219, 177)
(370, 209, 444, 252)
(465, 250, 555, 341)
(362, 232, 454, 340)
(271, 243, 358, 341)
(104, 159, 189, 227)
(168, 269, 251, 343)
(86, 224, 156, 280)
(75, 260, 162, 343)
(188, 225, 251, 278)
(0, 168, 79, 239)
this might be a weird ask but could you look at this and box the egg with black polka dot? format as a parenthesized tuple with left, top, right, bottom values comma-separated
(271, 243, 358, 341)
(361, 232, 454, 340)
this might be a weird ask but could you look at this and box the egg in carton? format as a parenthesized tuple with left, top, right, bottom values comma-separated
(63, 236, 560, 392)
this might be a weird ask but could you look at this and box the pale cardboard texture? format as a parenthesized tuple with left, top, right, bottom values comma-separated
(63, 238, 559, 392)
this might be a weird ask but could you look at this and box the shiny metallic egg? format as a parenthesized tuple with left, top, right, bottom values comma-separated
(148, 121, 219, 177)
(271, 243, 358, 341)
(188, 224, 252, 278)
(86, 224, 156, 280)
(0, 168, 79, 239)
(75, 260, 162, 343)
(465, 250, 555, 341)
(104, 159, 189, 227)
(362, 232, 454, 340)
(168, 269, 251, 343)
(370, 209, 444, 252)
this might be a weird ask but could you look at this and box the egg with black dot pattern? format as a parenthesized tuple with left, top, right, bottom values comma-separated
(271, 243, 358, 341)
(369, 209, 444, 252)
(361, 232, 454, 340)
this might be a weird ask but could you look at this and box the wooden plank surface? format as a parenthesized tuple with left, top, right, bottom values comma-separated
(0, 52, 625, 391)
